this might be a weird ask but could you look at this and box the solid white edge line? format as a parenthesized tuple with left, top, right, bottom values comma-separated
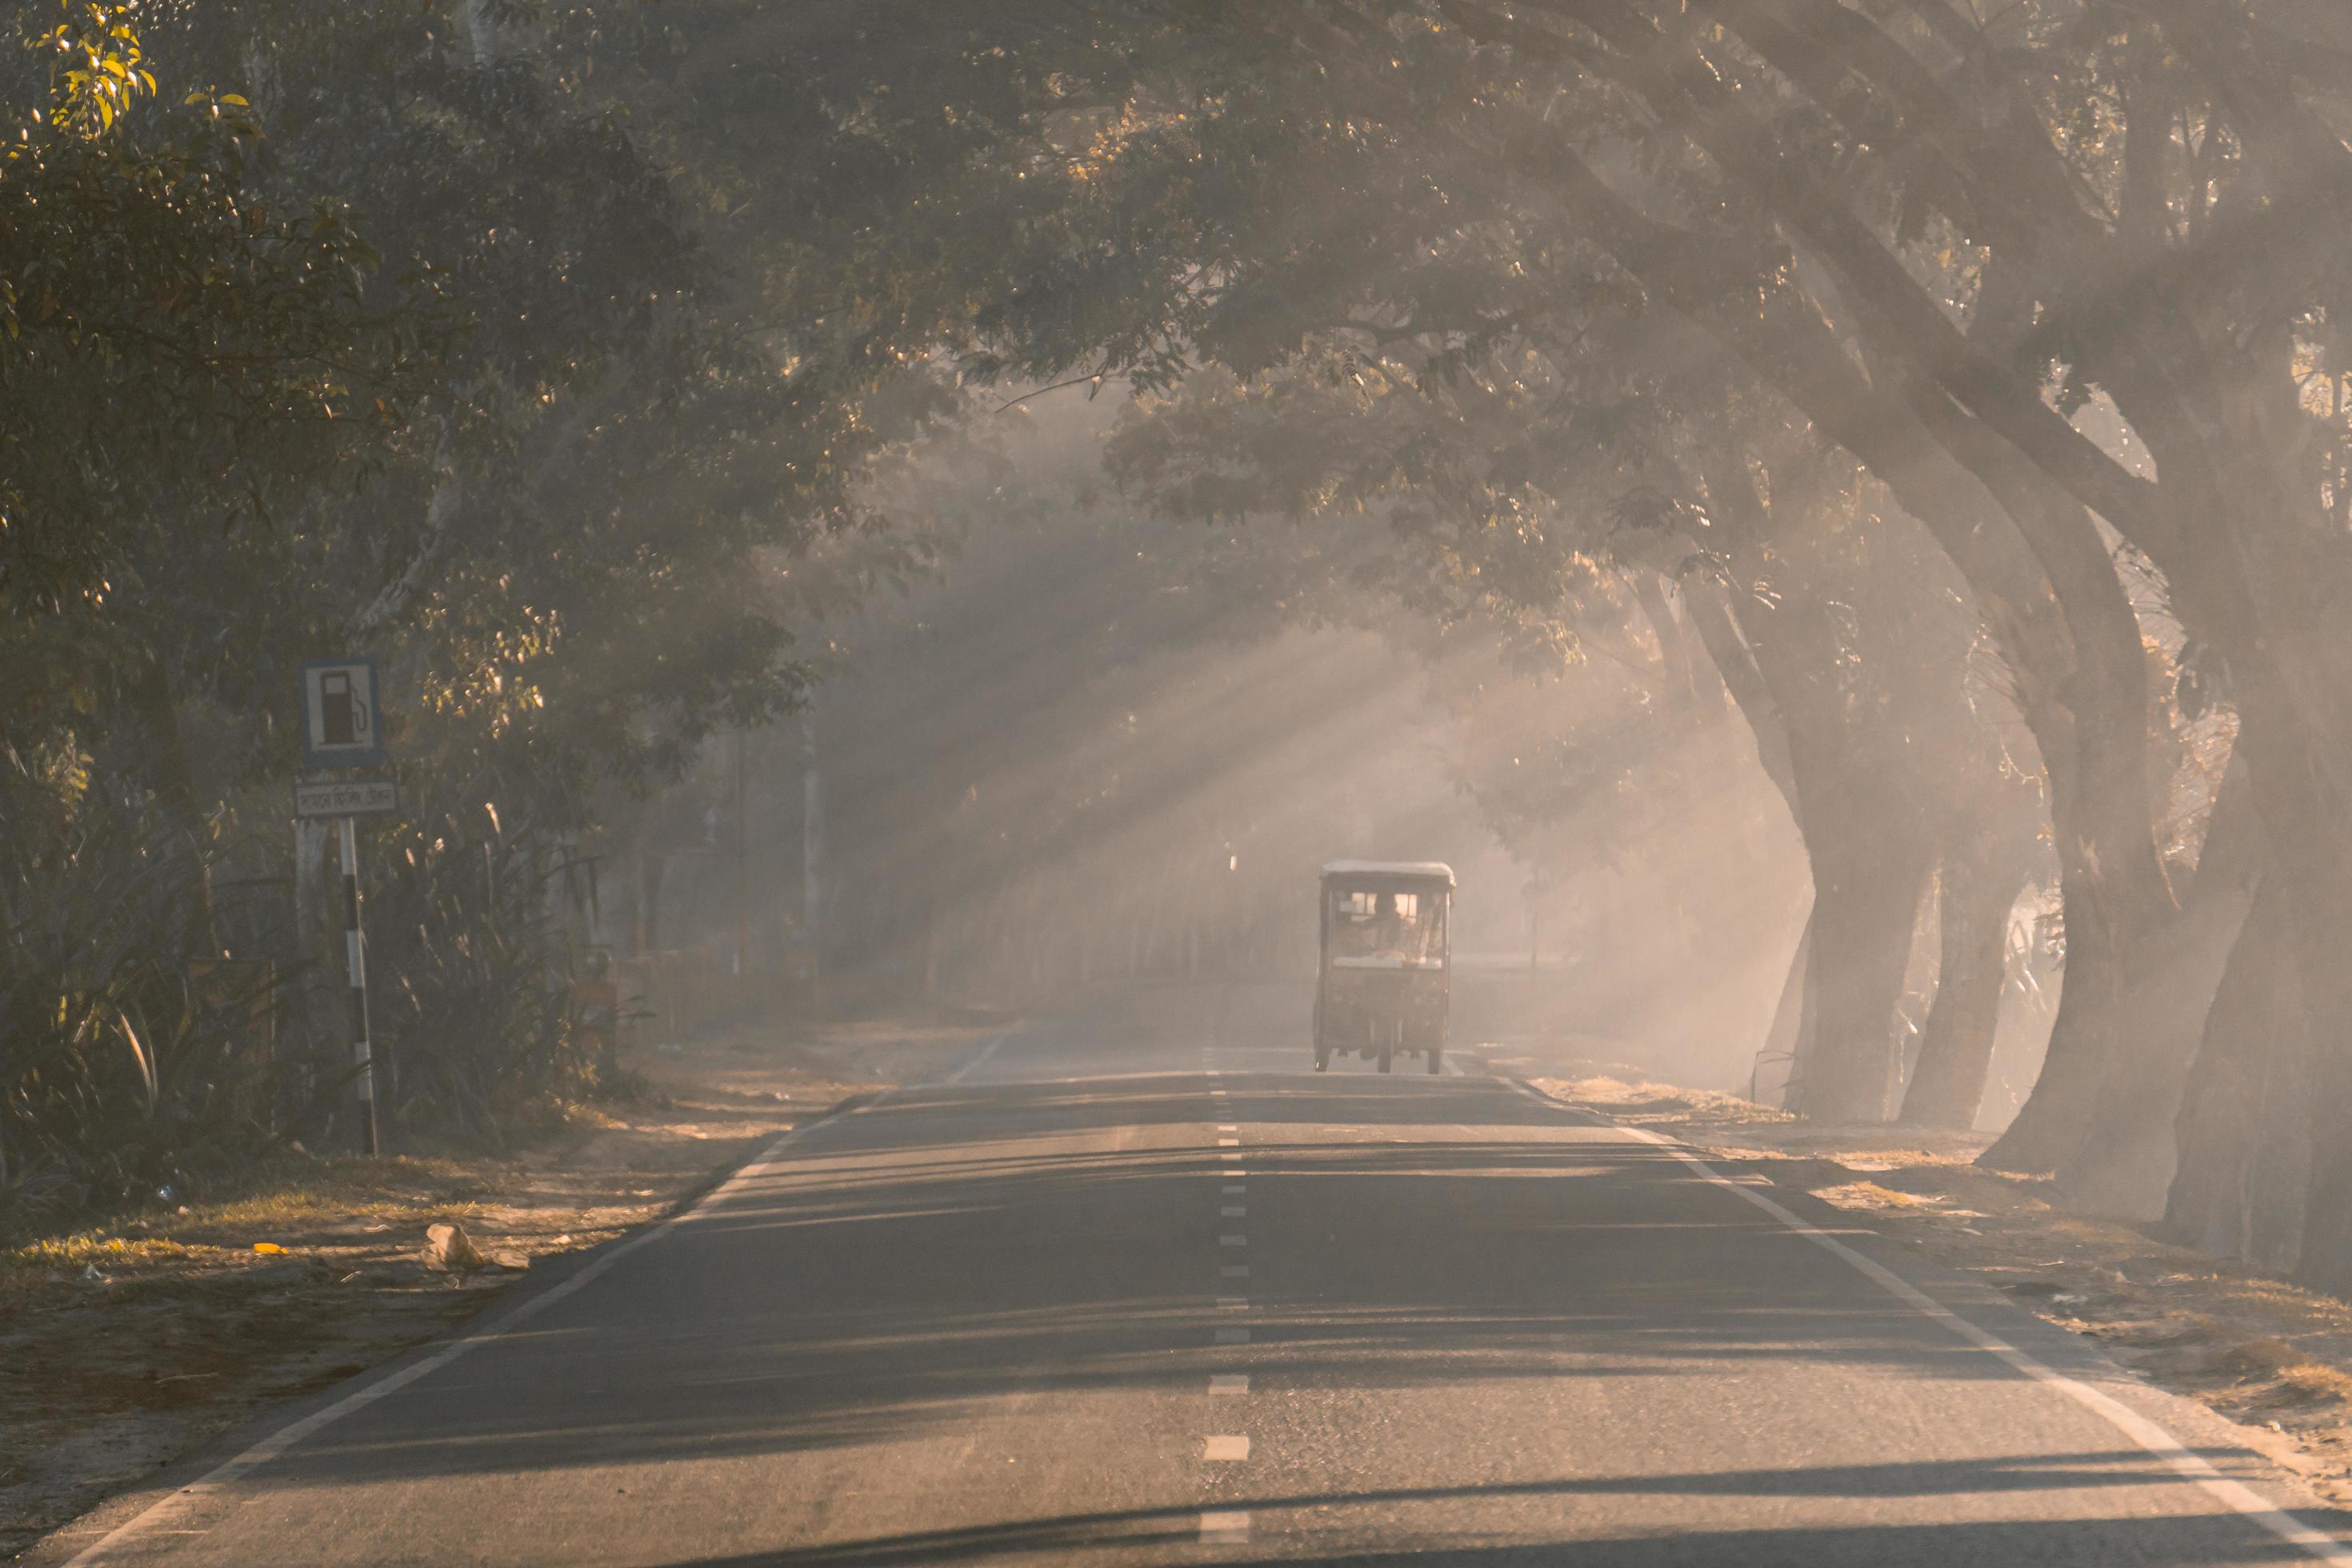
(1587, 1110, 2352, 1565)
(942, 1030, 1010, 1086)
(62, 1098, 872, 1567)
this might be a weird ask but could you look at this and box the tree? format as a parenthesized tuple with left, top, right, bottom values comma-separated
(682, 0, 2352, 1274)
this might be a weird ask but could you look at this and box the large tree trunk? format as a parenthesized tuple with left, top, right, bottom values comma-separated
(1732, 572, 1932, 1125)
(1683, 575, 1799, 820)
(1899, 854, 2026, 1130)
(2165, 863, 2310, 1270)
(2226, 662, 2352, 1296)
(1792, 822, 1933, 1122)
(1894, 387, 2177, 1181)
(2054, 758, 2263, 1214)
(1684, 572, 1813, 1105)
(1974, 658, 2176, 1174)
(1699, 477, 1942, 1125)
(1756, 913, 1813, 1106)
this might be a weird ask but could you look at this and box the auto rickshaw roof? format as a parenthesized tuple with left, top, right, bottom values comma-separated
(1319, 859, 1456, 888)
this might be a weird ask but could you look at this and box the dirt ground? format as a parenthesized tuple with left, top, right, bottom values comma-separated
(1495, 1047, 2352, 1506)
(0, 1011, 1005, 1559)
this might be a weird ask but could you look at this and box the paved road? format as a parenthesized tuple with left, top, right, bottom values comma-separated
(38, 983, 2352, 1565)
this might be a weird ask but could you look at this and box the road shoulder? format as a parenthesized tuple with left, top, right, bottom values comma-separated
(2, 1014, 1002, 1559)
(1509, 1063, 2352, 1519)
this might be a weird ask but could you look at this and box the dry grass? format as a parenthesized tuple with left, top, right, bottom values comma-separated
(0, 1012, 1000, 1558)
(1814, 1180, 1940, 1211)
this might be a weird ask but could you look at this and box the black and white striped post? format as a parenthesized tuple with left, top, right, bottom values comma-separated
(299, 658, 393, 1158)
(338, 814, 380, 1156)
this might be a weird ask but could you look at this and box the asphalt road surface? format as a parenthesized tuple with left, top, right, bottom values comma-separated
(38, 983, 2352, 1566)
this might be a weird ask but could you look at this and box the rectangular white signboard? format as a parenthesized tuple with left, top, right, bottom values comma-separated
(294, 778, 399, 819)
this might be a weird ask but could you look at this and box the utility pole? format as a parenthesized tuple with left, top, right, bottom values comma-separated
(802, 709, 822, 939)
(733, 730, 749, 978)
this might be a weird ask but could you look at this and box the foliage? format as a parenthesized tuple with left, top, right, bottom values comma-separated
(0, 0, 966, 1221)
(371, 816, 590, 1151)
(0, 772, 274, 1233)
(0, 2, 421, 627)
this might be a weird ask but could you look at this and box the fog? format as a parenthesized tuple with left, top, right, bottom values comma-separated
(595, 394, 2043, 1109)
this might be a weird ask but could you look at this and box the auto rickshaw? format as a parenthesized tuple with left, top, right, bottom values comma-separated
(1314, 860, 1454, 1074)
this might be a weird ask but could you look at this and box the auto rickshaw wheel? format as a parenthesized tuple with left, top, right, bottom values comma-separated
(1314, 1045, 1330, 1072)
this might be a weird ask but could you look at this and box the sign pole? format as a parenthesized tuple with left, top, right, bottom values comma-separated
(338, 814, 380, 1156)
(298, 656, 392, 1156)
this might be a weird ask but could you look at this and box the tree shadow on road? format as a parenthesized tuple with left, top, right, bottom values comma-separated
(657, 1459, 2346, 1566)
(235, 1072, 2344, 1565)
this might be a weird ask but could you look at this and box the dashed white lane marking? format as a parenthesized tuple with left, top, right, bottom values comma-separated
(1518, 1090, 2352, 1567)
(61, 1095, 878, 1567)
(1217, 1295, 1249, 1310)
(1222, 1206, 1246, 1218)
(1218, 1124, 1238, 1132)
(1203, 1436, 1250, 1462)
(1220, 1264, 1250, 1278)
(1199, 1510, 1250, 1543)
(1220, 1234, 1247, 1246)
(1222, 1183, 1246, 1194)
(1219, 1152, 1243, 1162)
(1218, 1138, 1241, 1147)
(1209, 1374, 1250, 1394)
(1215, 1327, 1251, 1345)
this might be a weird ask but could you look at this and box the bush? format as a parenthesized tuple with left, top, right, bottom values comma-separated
(0, 790, 280, 1235)
(370, 818, 596, 1153)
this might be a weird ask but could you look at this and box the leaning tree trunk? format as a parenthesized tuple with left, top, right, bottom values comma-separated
(1683, 573, 1810, 1103)
(1975, 674, 2178, 1174)
(1899, 852, 2029, 1130)
(1790, 819, 1933, 1122)
(1714, 544, 1930, 1126)
(2165, 865, 2310, 1270)
(2228, 662, 2352, 1297)
(2056, 758, 2264, 1216)
(1565, 201, 2171, 1176)
(1756, 913, 1814, 1106)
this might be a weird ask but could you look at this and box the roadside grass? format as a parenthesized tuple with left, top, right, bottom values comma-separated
(6, 1233, 224, 1278)
(1813, 1179, 1939, 1210)
(2, 1154, 506, 1292)
(2, 1011, 997, 1558)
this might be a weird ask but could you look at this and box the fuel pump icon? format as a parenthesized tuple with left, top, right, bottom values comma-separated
(320, 670, 370, 747)
(301, 659, 385, 769)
